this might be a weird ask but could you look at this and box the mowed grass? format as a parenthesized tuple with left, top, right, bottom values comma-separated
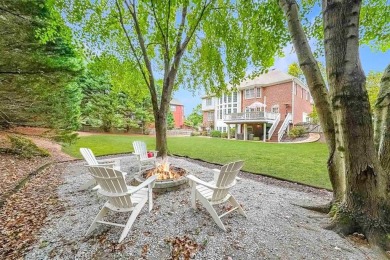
(63, 134, 330, 189)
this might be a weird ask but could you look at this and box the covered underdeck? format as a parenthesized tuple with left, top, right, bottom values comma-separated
(223, 112, 279, 141)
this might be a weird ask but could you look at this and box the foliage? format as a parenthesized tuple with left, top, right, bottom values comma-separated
(62, 134, 330, 189)
(201, 131, 208, 136)
(230, 127, 236, 137)
(288, 62, 305, 83)
(78, 70, 153, 132)
(185, 104, 203, 128)
(0, 0, 84, 130)
(210, 130, 221, 138)
(54, 0, 289, 156)
(288, 126, 306, 139)
(167, 112, 175, 130)
(51, 130, 79, 146)
(190, 131, 201, 136)
(221, 132, 228, 138)
(366, 71, 382, 111)
(309, 107, 319, 124)
(7, 135, 49, 158)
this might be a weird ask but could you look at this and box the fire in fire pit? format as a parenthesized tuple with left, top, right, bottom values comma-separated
(143, 160, 186, 180)
(135, 159, 188, 193)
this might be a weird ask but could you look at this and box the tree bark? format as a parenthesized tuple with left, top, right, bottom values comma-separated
(279, 0, 345, 203)
(323, 0, 390, 250)
(375, 64, 390, 172)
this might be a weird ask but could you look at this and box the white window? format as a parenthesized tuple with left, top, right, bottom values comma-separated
(208, 112, 214, 121)
(219, 110, 223, 119)
(206, 98, 212, 106)
(306, 91, 309, 101)
(256, 87, 261, 98)
(301, 88, 304, 99)
(223, 127, 227, 133)
(233, 92, 237, 102)
(293, 84, 297, 95)
(245, 88, 255, 99)
(271, 105, 279, 113)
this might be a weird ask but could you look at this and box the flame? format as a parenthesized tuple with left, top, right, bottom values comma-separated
(145, 159, 181, 180)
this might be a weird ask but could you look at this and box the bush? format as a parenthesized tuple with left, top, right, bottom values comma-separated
(191, 131, 201, 136)
(288, 126, 306, 138)
(7, 134, 50, 158)
(210, 130, 221, 138)
(52, 130, 79, 146)
(221, 132, 228, 138)
(201, 130, 208, 136)
(230, 127, 236, 137)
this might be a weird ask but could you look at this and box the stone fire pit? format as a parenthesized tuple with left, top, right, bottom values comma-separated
(134, 164, 188, 193)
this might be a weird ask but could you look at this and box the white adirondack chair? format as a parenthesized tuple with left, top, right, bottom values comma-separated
(132, 141, 158, 173)
(187, 160, 246, 231)
(80, 148, 126, 190)
(86, 166, 157, 243)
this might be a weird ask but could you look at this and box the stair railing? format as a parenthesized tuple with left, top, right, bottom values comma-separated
(277, 113, 292, 142)
(268, 113, 280, 140)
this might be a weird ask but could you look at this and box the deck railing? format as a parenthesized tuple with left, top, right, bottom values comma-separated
(224, 112, 278, 121)
(278, 113, 292, 142)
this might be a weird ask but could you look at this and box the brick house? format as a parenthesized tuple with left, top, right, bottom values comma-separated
(170, 98, 184, 128)
(201, 70, 313, 142)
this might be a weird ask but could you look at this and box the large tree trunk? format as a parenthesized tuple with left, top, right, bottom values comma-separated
(155, 110, 168, 157)
(279, 0, 345, 203)
(323, 0, 390, 251)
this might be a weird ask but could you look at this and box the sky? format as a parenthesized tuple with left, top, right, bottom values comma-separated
(174, 46, 390, 117)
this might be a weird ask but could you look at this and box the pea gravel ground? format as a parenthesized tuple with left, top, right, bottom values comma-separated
(25, 155, 378, 259)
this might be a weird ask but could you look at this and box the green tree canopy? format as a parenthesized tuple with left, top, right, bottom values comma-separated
(0, 0, 83, 130)
(185, 104, 202, 128)
(54, 0, 289, 156)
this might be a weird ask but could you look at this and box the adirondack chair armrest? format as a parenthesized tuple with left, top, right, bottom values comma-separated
(128, 175, 157, 194)
(212, 169, 220, 173)
(187, 175, 217, 190)
(97, 158, 120, 166)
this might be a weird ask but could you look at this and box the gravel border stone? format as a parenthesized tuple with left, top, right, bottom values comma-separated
(25, 155, 377, 259)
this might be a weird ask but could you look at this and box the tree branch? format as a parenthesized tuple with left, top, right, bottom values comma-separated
(150, 0, 169, 77)
(115, 0, 150, 90)
(124, 0, 159, 112)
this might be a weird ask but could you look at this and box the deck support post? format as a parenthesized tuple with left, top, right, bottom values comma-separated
(263, 122, 267, 142)
(244, 124, 247, 141)
(227, 124, 231, 139)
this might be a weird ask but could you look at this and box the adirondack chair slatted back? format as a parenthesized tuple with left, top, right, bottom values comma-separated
(88, 166, 133, 209)
(133, 141, 148, 160)
(80, 148, 99, 165)
(212, 160, 244, 201)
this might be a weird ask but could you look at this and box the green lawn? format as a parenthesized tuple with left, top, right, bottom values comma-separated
(63, 135, 330, 189)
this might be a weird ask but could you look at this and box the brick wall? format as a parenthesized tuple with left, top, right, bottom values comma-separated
(241, 81, 312, 124)
(292, 83, 313, 124)
(172, 105, 184, 128)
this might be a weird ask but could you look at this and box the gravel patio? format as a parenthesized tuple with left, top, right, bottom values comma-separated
(25, 155, 377, 259)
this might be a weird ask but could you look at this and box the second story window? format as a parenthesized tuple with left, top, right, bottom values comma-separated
(245, 88, 255, 99)
(206, 98, 212, 106)
(256, 87, 261, 98)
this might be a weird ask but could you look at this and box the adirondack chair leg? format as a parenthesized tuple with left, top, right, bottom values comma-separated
(191, 182, 197, 209)
(118, 200, 146, 243)
(148, 184, 153, 212)
(197, 193, 226, 231)
(229, 195, 247, 218)
(86, 206, 109, 236)
(80, 178, 96, 191)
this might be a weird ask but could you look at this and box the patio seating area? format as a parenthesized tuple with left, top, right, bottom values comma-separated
(25, 155, 376, 259)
